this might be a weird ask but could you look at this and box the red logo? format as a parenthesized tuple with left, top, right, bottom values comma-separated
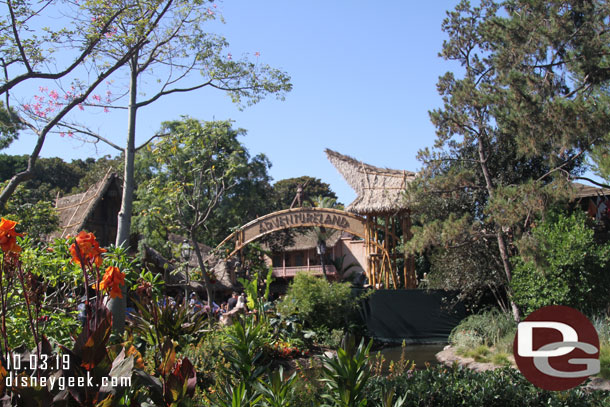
(513, 305, 600, 391)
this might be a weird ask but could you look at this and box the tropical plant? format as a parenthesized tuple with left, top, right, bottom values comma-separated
(319, 336, 372, 407)
(255, 366, 298, 407)
(213, 317, 268, 407)
(129, 300, 208, 354)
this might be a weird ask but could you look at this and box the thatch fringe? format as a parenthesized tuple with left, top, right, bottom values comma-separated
(325, 149, 417, 215)
(48, 169, 120, 241)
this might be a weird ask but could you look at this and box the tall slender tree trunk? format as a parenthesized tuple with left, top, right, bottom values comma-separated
(477, 136, 520, 322)
(110, 53, 139, 333)
(190, 228, 214, 322)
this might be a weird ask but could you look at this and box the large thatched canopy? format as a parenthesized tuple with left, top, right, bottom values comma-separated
(325, 149, 417, 215)
(48, 170, 121, 246)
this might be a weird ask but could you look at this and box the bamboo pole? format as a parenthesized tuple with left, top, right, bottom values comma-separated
(383, 215, 388, 288)
(402, 215, 408, 288)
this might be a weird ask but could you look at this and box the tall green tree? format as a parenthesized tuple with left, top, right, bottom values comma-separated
(272, 176, 338, 210)
(141, 118, 250, 309)
(133, 131, 275, 251)
(406, 0, 610, 320)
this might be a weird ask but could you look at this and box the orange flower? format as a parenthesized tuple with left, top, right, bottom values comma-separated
(97, 266, 125, 299)
(0, 218, 23, 254)
(69, 231, 106, 267)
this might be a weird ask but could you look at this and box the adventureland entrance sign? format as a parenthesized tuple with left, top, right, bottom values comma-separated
(219, 207, 367, 257)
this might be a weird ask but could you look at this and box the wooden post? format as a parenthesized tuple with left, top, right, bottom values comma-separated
(282, 252, 286, 278)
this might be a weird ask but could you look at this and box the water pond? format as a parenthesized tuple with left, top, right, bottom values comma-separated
(373, 343, 446, 372)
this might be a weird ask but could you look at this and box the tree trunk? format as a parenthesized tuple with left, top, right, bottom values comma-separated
(110, 53, 139, 334)
(319, 253, 328, 281)
(477, 136, 520, 322)
(190, 228, 214, 322)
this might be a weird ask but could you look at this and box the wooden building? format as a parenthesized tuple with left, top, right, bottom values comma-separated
(268, 230, 366, 279)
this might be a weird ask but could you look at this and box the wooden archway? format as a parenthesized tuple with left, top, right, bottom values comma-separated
(215, 207, 414, 289)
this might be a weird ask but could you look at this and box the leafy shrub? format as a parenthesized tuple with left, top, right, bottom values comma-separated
(180, 330, 228, 390)
(315, 328, 345, 349)
(277, 273, 362, 332)
(365, 365, 610, 407)
(449, 308, 515, 350)
(512, 211, 610, 315)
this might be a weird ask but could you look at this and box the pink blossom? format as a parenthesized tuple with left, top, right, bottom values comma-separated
(78, 104, 84, 111)
(254, 52, 260, 57)
(67, 132, 74, 138)
(207, 8, 214, 15)
(60, 132, 65, 138)
(227, 53, 232, 60)
(92, 94, 101, 102)
(103, 107, 109, 113)
(23, 104, 30, 111)
(39, 86, 48, 93)
(49, 90, 59, 100)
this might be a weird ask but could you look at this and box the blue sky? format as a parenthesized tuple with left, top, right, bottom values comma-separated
(6, 1, 462, 205)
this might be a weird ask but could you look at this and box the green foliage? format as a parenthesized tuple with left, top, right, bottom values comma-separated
(214, 317, 268, 407)
(319, 336, 372, 407)
(449, 308, 516, 351)
(0, 155, 115, 202)
(277, 274, 361, 332)
(7, 237, 81, 348)
(364, 365, 610, 407)
(179, 330, 228, 391)
(1, 192, 58, 242)
(406, 0, 610, 318)
(272, 176, 338, 210)
(0, 102, 21, 150)
(254, 366, 297, 407)
(238, 262, 274, 314)
(511, 211, 610, 315)
(129, 301, 208, 353)
(133, 119, 257, 248)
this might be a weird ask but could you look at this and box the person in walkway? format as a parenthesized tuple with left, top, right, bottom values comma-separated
(227, 291, 239, 311)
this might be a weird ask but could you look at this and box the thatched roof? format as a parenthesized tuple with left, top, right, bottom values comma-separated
(325, 149, 417, 215)
(48, 170, 121, 242)
(571, 182, 610, 200)
(166, 234, 235, 290)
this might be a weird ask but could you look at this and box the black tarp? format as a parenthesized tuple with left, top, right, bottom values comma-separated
(360, 289, 467, 343)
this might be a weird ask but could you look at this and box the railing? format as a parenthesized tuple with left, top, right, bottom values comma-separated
(272, 265, 337, 278)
